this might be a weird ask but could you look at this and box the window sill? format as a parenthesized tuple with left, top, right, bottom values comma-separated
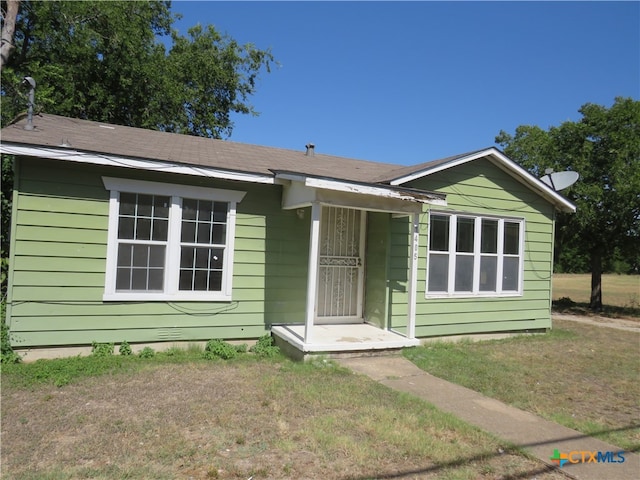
(424, 292, 523, 300)
(103, 292, 233, 302)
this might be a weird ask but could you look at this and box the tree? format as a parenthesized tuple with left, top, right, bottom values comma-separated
(0, 0, 20, 71)
(496, 98, 640, 310)
(0, 0, 274, 294)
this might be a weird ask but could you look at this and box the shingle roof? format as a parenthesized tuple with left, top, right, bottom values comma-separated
(0, 113, 404, 184)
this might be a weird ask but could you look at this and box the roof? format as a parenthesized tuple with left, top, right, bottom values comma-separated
(0, 113, 575, 212)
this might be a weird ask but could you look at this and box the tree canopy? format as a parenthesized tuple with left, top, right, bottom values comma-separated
(0, 0, 274, 293)
(496, 97, 640, 310)
(0, 0, 274, 137)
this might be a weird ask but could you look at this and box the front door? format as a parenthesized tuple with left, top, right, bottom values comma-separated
(316, 206, 365, 324)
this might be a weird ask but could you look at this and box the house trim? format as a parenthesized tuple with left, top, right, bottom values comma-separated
(0, 144, 275, 185)
(389, 148, 576, 213)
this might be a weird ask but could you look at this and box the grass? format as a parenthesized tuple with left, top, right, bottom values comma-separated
(1, 349, 566, 480)
(404, 319, 640, 452)
(552, 273, 640, 318)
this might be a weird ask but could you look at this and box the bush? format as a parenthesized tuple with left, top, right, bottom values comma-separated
(1, 317, 20, 364)
(203, 339, 238, 360)
(91, 342, 114, 357)
(250, 334, 280, 358)
(119, 341, 133, 356)
(138, 346, 155, 358)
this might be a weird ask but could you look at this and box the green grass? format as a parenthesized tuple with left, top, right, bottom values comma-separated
(404, 319, 640, 451)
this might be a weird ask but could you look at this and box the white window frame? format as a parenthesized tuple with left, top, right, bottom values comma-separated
(102, 177, 246, 301)
(425, 211, 525, 298)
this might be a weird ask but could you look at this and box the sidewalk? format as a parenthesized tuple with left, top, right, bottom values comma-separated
(337, 356, 639, 480)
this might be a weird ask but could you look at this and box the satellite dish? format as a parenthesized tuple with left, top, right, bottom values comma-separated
(539, 171, 579, 191)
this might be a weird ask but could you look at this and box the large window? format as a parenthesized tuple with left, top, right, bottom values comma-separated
(103, 178, 246, 301)
(427, 212, 524, 297)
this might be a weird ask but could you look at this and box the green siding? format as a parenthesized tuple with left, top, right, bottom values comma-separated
(8, 158, 310, 347)
(389, 158, 555, 336)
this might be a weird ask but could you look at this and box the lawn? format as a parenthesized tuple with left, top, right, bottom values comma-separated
(1, 352, 567, 480)
(404, 319, 640, 452)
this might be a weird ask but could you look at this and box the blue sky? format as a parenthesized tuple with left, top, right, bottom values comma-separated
(168, 1, 639, 166)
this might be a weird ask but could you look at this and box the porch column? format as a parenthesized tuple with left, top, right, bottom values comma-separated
(304, 202, 321, 343)
(407, 212, 420, 339)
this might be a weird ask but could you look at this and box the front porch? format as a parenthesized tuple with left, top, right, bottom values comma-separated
(271, 323, 420, 361)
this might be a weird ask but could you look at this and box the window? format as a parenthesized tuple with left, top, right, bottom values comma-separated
(103, 178, 246, 301)
(427, 212, 524, 297)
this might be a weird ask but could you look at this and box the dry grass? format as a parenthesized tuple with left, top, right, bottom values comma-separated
(552, 274, 640, 318)
(405, 319, 640, 451)
(1, 356, 567, 480)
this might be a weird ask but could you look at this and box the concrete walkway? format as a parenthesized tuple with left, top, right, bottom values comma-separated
(337, 356, 639, 480)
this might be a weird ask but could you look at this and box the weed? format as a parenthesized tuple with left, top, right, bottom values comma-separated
(249, 334, 280, 357)
(138, 346, 155, 359)
(119, 341, 133, 356)
(91, 342, 114, 357)
(203, 339, 238, 360)
(1, 300, 20, 364)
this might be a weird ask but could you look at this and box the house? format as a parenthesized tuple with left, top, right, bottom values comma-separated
(0, 114, 575, 358)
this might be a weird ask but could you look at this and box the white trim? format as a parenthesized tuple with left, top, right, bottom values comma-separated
(102, 177, 246, 302)
(305, 176, 446, 205)
(304, 202, 322, 343)
(389, 147, 576, 213)
(407, 212, 420, 340)
(1, 144, 275, 185)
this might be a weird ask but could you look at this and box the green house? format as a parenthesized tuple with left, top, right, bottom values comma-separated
(1, 114, 575, 358)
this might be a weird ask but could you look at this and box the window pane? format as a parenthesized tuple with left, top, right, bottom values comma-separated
(118, 217, 135, 240)
(117, 244, 132, 266)
(182, 199, 198, 220)
(213, 202, 228, 223)
(149, 245, 165, 267)
(136, 218, 152, 240)
(193, 270, 208, 291)
(504, 222, 520, 254)
(132, 244, 149, 267)
(179, 270, 193, 290)
(153, 219, 168, 241)
(198, 201, 213, 222)
(196, 222, 212, 244)
(480, 256, 497, 291)
(148, 269, 164, 290)
(137, 194, 153, 216)
(195, 248, 209, 268)
(116, 268, 131, 290)
(212, 224, 226, 245)
(131, 269, 148, 290)
(181, 221, 196, 243)
(209, 271, 223, 291)
(153, 196, 169, 219)
(456, 218, 474, 253)
(429, 215, 449, 251)
(481, 219, 498, 254)
(211, 249, 224, 269)
(503, 257, 519, 290)
(119, 193, 136, 216)
(181, 247, 195, 268)
(454, 255, 473, 291)
(428, 254, 449, 291)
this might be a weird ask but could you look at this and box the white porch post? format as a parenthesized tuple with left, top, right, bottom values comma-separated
(304, 202, 321, 343)
(407, 212, 420, 340)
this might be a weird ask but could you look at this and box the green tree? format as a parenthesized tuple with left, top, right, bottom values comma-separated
(496, 97, 640, 310)
(0, 0, 274, 293)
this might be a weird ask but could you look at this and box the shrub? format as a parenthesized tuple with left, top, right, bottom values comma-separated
(119, 341, 133, 356)
(91, 342, 114, 357)
(138, 346, 155, 358)
(1, 317, 20, 364)
(250, 334, 280, 358)
(204, 339, 238, 360)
